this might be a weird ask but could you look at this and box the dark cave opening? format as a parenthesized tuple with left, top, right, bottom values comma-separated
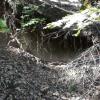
(22, 32, 93, 62)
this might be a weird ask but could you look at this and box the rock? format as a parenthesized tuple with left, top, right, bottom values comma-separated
(53, 91, 59, 96)
(61, 95, 67, 100)
(40, 85, 49, 92)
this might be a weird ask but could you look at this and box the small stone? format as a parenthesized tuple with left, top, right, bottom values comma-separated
(41, 85, 49, 92)
(53, 91, 59, 96)
(61, 95, 67, 100)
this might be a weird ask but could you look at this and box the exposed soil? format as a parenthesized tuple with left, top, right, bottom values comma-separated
(0, 33, 69, 100)
(0, 46, 60, 100)
(0, 32, 100, 100)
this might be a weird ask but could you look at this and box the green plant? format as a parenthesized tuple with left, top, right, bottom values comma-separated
(74, 28, 81, 37)
(20, 4, 46, 31)
(22, 18, 45, 28)
(0, 19, 10, 32)
(68, 83, 77, 93)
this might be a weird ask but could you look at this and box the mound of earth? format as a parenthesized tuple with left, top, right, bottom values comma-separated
(0, 32, 100, 100)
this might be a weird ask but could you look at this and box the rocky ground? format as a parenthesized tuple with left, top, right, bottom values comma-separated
(0, 33, 100, 100)
(0, 32, 69, 100)
(0, 46, 59, 100)
(0, 0, 100, 99)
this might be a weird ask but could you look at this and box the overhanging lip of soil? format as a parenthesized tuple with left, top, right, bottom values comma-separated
(1, 40, 100, 100)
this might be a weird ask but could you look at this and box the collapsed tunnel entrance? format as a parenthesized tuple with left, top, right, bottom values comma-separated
(19, 31, 93, 62)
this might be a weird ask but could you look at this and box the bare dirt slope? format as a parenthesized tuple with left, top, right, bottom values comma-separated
(0, 47, 60, 100)
(0, 33, 100, 100)
(0, 33, 68, 100)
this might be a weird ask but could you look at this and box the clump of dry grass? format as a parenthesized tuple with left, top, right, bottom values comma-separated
(54, 43, 100, 100)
